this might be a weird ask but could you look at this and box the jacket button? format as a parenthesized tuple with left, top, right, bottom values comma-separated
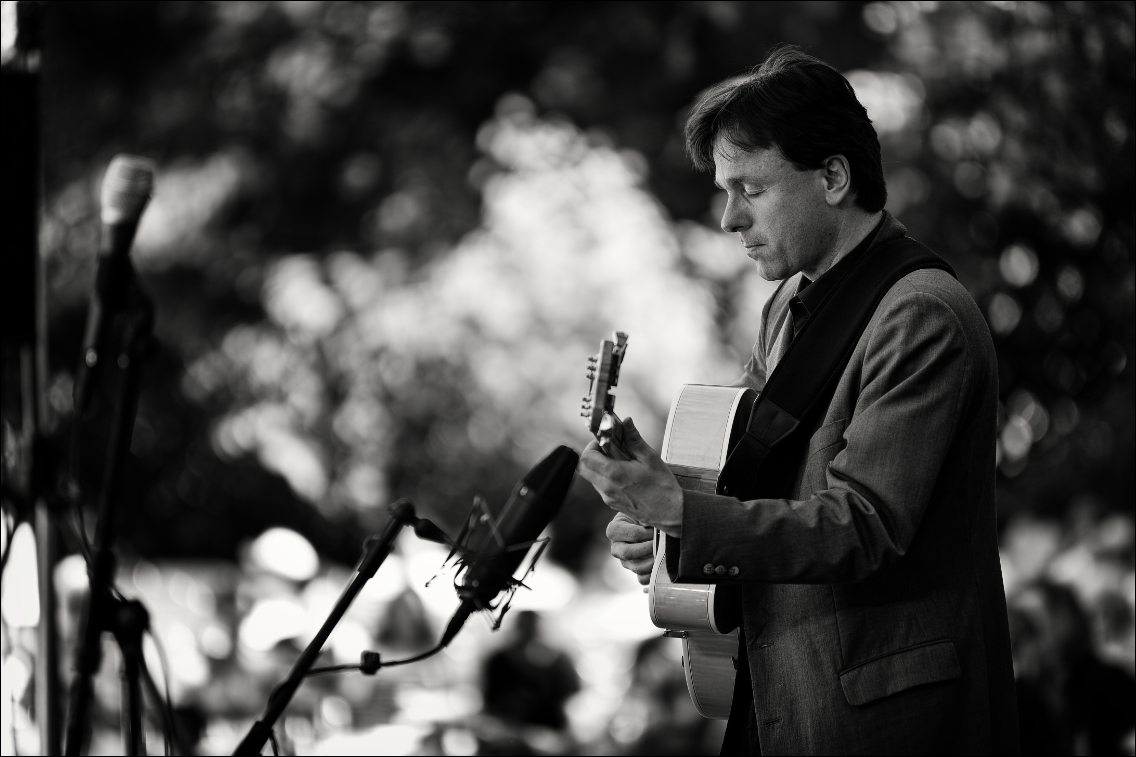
(728, 566, 740, 576)
(703, 564, 714, 575)
(714, 565, 726, 575)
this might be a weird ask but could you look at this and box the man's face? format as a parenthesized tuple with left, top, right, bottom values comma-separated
(713, 136, 838, 281)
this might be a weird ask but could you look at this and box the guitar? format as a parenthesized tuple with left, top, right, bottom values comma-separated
(580, 335, 755, 720)
(648, 384, 756, 719)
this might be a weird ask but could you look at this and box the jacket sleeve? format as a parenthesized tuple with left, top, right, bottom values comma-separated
(672, 289, 972, 584)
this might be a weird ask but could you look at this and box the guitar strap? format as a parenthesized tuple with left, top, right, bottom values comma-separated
(716, 234, 956, 501)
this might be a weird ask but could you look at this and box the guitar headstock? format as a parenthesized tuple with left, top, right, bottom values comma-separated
(581, 331, 630, 458)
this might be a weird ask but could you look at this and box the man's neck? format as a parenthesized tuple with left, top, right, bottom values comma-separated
(801, 210, 885, 281)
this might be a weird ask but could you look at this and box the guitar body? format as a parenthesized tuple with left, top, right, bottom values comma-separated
(648, 384, 757, 719)
(578, 339, 753, 720)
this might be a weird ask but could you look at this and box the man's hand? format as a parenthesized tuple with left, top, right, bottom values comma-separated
(578, 417, 684, 538)
(606, 512, 654, 586)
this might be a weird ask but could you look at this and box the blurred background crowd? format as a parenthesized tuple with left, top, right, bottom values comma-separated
(1, 1, 1133, 754)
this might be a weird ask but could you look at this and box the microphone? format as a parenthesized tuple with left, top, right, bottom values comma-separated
(72, 155, 155, 415)
(440, 445, 579, 645)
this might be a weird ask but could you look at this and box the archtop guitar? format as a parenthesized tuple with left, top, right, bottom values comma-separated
(580, 333, 753, 720)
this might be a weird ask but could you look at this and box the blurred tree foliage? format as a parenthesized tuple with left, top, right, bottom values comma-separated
(876, 1, 1135, 519)
(33, 1, 1133, 569)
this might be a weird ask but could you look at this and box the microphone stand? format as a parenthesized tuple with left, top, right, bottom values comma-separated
(233, 501, 422, 756)
(63, 274, 156, 756)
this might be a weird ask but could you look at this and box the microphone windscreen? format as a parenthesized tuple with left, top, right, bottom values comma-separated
(100, 154, 155, 226)
(519, 445, 578, 508)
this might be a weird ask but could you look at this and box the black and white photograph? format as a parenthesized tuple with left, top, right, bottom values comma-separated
(1, 1, 1133, 755)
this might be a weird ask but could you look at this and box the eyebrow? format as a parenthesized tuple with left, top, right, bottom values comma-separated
(714, 176, 760, 191)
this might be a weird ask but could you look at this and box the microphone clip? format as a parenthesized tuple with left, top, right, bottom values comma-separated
(442, 494, 551, 631)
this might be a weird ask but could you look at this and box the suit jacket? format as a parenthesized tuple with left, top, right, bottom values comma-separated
(671, 214, 1019, 755)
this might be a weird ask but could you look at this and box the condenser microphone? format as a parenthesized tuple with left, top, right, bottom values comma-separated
(439, 445, 579, 645)
(72, 155, 155, 415)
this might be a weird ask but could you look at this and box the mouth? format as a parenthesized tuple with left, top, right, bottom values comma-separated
(744, 243, 765, 261)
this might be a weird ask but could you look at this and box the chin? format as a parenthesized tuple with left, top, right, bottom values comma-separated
(754, 259, 790, 282)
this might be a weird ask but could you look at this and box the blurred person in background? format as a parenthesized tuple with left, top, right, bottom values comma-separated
(1009, 579, 1136, 755)
(376, 586, 434, 655)
(478, 610, 580, 754)
(582, 46, 1018, 755)
(170, 703, 208, 756)
(608, 635, 720, 756)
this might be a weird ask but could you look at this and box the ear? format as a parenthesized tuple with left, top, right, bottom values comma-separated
(821, 155, 854, 207)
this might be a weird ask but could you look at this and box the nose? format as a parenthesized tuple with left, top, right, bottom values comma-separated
(720, 193, 750, 234)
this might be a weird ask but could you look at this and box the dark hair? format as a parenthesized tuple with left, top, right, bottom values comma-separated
(685, 45, 887, 213)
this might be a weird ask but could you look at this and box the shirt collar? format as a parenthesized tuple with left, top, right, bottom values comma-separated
(792, 213, 887, 318)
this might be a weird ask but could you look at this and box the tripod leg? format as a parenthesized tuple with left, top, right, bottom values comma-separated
(140, 661, 183, 756)
(63, 645, 98, 756)
(34, 500, 62, 754)
(120, 650, 145, 756)
(114, 599, 149, 757)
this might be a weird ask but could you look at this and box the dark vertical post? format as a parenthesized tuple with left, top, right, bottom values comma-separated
(2, 2, 63, 754)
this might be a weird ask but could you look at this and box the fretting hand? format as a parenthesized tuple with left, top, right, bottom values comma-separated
(578, 417, 684, 538)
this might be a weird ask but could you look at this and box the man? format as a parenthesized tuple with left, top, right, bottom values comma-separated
(578, 47, 1019, 755)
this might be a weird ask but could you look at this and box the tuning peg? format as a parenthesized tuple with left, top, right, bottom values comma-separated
(587, 355, 598, 363)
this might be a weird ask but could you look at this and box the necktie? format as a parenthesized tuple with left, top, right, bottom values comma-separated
(767, 276, 811, 377)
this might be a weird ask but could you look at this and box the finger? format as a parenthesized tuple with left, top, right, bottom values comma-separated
(611, 542, 653, 564)
(611, 540, 653, 561)
(621, 417, 657, 455)
(578, 442, 618, 477)
(578, 439, 605, 468)
(639, 573, 650, 586)
(610, 538, 653, 557)
(607, 523, 654, 545)
(606, 517, 654, 543)
(613, 511, 653, 532)
(577, 448, 617, 491)
(620, 556, 653, 574)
